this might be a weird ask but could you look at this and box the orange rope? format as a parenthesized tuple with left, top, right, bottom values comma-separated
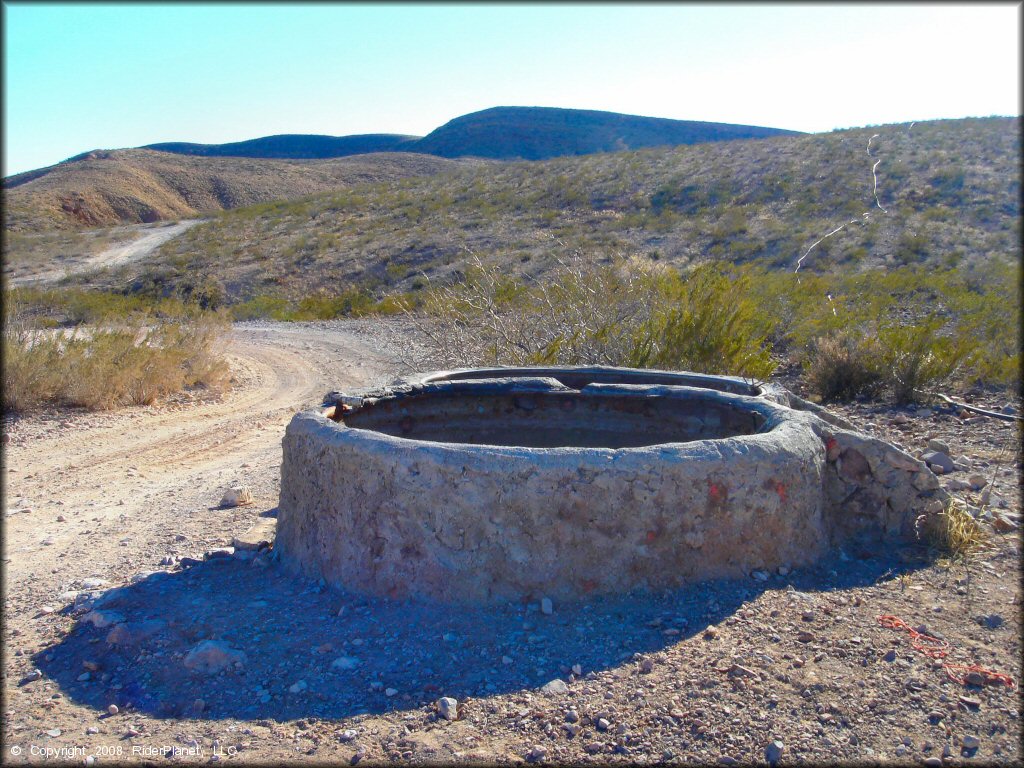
(876, 614, 1016, 690)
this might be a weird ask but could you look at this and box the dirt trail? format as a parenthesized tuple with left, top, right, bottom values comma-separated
(8, 220, 204, 286)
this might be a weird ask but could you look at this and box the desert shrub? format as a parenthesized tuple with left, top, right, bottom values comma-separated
(2, 303, 229, 413)
(627, 265, 776, 379)
(412, 255, 776, 379)
(230, 295, 291, 321)
(876, 318, 978, 403)
(803, 331, 884, 402)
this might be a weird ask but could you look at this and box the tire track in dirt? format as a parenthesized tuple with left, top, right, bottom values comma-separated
(1, 323, 399, 585)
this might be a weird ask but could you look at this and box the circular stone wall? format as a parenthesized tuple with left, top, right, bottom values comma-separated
(277, 369, 947, 603)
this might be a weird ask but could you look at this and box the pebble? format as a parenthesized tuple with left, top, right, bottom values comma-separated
(331, 656, 360, 670)
(289, 680, 307, 694)
(385, 687, 398, 697)
(540, 597, 553, 615)
(962, 735, 981, 750)
(923, 758, 943, 767)
(107, 704, 119, 716)
(338, 729, 357, 742)
(596, 718, 611, 731)
(437, 697, 458, 721)
(45, 728, 61, 737)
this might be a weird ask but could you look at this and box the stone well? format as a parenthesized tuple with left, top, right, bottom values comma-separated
(276, 367, 947, 603)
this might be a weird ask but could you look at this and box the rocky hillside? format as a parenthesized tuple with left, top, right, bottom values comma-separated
(2, 150, 481, 231)
(127, 116, 1018, 303)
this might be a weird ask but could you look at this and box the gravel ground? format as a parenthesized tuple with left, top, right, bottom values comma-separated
(2, 319, 1020, 766)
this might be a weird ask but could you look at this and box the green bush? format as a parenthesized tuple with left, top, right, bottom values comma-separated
(876, 318, 978, 403)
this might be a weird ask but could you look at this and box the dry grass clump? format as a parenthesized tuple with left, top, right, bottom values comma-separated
(916, 498, 991, 562)
(3, 306, 229, 413)
(803, 331, 884, 402)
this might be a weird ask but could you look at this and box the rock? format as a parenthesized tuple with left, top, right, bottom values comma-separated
(437, 697, 458, 721)
(765, 739, 784, 766)
(45, 728, 61, 737)
(565, 709, 579, 723)
(81, 610, 125, 629)
(385, 687, 397, 697)
(541, 679, 569, 695)
(964, 671, 987, 686)
(105, 619, 166, 647)
(232, 518, 276, 551)
(927, 438, 951, 455)
(80, 577, 109, 590)
(922, 451, 954, 474)
(331, 656, 360, 671)
(193, 699, 206, 713)
(751, 570, 769, 582)
(183, 640, 247, 673)
(883, 649, 897, 662)
(502, 655, 513, 665)
(540, 597, 553, 615)
(338, 729, 357, 742)
(976, 614, 1004, 629)
(923, 758, 943, 767)
(571, 664, 582, 676)
(968, 474, 988, 490)
(289, 680, 307, 694)
(205, 547, 235, 560)
(220, 486, 253, 508)
(596, 718, 611, 731)
(958, 695, 982, 709)
(962, 734, 980, 749)
(991, 514, 1018, 533)
(107, 704, 119, 715)
(20, 669, 43, 685)
(525, 745, 547, 763)
(1000, 404, 1017, 416)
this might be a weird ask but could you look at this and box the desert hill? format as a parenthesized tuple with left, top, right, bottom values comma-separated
(143, 133, 420, 159)
(113, 116, 1018, 306)
(1, 150, 481, 231)
(411, 106, 801, 160)
(140, 106, 801, 162)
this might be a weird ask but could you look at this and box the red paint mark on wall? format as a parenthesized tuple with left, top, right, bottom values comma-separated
(708, 481, 722, 502)
(646, 530, 657, 543)
(774, 480, 787, 503)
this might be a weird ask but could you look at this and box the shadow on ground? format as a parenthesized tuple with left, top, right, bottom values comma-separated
(34, 540, 930, 722)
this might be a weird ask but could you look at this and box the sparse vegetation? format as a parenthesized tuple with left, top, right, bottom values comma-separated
(2, 293, 230, 413)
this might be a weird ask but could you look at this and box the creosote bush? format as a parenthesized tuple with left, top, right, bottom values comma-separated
(410, 255, 776, 380)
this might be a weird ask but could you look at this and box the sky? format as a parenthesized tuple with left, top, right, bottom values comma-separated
(2, 2, 1021, 176)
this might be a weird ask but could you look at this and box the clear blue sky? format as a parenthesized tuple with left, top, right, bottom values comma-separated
(3, 2, 1020, 176)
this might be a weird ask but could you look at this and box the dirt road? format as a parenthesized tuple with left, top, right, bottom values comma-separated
(8, 220, 205, 286)
(2, 321, 1020, 765)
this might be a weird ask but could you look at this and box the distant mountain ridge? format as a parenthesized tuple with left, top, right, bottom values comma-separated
(144, 133, 420, 160)
(137, 106, 801, 162)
